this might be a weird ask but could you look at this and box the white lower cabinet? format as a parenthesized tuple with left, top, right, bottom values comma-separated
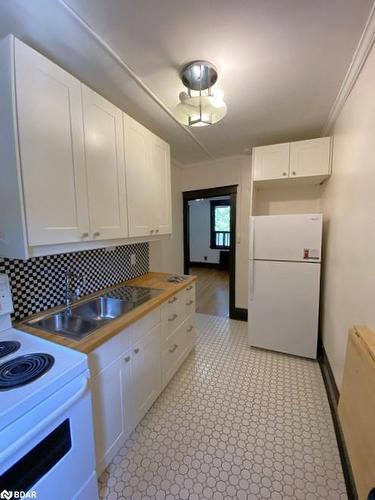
(89, 286, 196, 476)
(131, 323, 162, 427)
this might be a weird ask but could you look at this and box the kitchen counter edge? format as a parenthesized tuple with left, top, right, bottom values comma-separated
(17, 272, 197, 354)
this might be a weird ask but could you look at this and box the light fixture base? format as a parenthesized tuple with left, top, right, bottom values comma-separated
(180, 61, 218, 91)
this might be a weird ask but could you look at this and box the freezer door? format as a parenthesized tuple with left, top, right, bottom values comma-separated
(248, 260, 320, 358)
(253, 214, 322, 262)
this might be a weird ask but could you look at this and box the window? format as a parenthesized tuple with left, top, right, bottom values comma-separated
(210, 200, 231, 249)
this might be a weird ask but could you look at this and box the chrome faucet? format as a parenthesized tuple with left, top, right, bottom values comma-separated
(64, 269, 86, 309)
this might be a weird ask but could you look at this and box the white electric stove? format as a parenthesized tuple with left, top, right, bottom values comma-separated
(0, 274, 98, 499)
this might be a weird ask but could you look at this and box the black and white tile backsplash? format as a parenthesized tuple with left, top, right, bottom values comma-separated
(0, 243, 149, 321)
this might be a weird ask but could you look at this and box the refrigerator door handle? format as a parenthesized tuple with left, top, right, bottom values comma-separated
(249, 219, 255, 301)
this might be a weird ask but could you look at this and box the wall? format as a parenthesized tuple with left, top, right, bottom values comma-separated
(189, 197, 230, 264)
(320, 42, 375, 389)
(0, 243, 149, 321)
(180, 155, 251, 309)
(149, 155, 251, 309)
(253, 184, 322, 215)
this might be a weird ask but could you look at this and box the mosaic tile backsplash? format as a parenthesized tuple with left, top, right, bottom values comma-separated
(0, 243, 149, 321)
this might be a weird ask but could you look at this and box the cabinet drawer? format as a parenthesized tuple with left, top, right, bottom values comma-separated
(162, 293, 185, 338)
(183, 284, 196, 319)
(162, 315, 196, 387)
(89, 327, 130, 376)
(130, 307, 161, 345)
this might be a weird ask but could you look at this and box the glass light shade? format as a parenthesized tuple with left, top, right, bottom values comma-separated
(174, 93, 227, 127)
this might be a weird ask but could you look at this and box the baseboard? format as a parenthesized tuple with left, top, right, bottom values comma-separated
(189, 261, 221, 269)
(231, 308, 248, 322)
(318, 347, 358, 500)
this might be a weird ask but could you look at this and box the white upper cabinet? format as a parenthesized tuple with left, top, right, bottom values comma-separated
(14, 37, 90, 247)
(149, 134, 172, 235)
(124, 114, 172, 238)
(81, 85, 128, 240)
(289, 137, 332, 178)
(123, 115, 153, 237)
(253, 137, 332, 185)
(253, 143, 290, 181)
(0, 35, 172, 259)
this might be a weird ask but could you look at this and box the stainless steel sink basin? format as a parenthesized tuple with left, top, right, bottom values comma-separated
(72, 296, 127, 321)
(29, 310, 100, 339)
(26, 286, 163, 340)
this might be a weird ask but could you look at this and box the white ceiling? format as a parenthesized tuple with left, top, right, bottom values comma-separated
(0, 0, 373, 163)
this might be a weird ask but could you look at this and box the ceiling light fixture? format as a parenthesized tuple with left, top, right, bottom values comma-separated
(174, 60, 227, 127)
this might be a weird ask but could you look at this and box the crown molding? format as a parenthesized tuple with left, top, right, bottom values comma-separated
(322, 2, 375, 135)
(58, 0, 213, 159)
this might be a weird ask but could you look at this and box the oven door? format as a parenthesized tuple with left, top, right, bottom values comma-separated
(0, 371, 98, 499)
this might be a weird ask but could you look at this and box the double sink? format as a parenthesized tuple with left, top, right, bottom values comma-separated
(26, 285, 162, 340)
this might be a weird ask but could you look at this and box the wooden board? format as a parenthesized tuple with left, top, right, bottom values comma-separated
(338, 325, 375, 500)
(17, 272, 196, 354)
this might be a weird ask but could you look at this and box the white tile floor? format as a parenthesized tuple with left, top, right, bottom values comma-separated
(98, 314, 347, 500)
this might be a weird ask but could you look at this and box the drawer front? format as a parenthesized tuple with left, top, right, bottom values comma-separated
(130, 307, 161, 345)
(184, 283, 196, 319)
(162, 315, 196, 387)
(89, 327, 130, 376)
(163, 293, 185, 337)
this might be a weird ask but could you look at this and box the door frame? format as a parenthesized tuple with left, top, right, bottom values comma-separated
(183, 184, 240, 320)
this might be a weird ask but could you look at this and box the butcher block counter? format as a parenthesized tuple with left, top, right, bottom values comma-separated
(18, 272, 196, 353)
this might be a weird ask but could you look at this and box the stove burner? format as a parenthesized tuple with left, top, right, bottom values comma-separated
(0, 353, 55, 391)
(0, 341, 21, 359)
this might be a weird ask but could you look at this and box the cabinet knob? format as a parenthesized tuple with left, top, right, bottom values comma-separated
(186, 285, 193, 291)
(169, 343, 178, 353)
(134, 348, 139, 354)
(168, 314, 178, 322)
(292, 171, 296, 176)
(168, 297, 177, 304)
(155, 229, 159, 233)
(124, 355, 130, 363)
(186, 300, 194, 306)
(81, 232, 89, 238)
(93, 231, 100, 237)
(150, 229, 154, 234)
(187, 325, 194, 333)
(282, 172, 287, 176)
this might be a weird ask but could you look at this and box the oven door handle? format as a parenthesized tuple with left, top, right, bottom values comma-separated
(0, 376, 89, 467)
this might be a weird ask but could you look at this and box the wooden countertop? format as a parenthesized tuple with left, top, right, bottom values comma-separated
(17, 272, 196, 354)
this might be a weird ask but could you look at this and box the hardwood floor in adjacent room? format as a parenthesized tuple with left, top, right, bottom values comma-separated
(189, 266, 229, 317)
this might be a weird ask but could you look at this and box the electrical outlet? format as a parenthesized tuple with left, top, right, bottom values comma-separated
(130, 254, 137, 266)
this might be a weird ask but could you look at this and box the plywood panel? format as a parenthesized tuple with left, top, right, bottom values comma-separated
(338, 325, 375, 500)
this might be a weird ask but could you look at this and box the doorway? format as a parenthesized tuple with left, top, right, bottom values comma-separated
(183, 185, 237, 319)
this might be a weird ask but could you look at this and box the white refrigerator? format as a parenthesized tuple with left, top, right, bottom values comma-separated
(248, 214, 323, 359)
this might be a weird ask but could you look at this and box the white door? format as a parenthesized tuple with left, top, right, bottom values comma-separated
(289, 137, 331, 178)
(253, 143, 290, 181)
(82, 85, 128, 240)
(253, 214, 322, 262)
(91, 358, 125, 474)
(249, 260, 320, 358)
(131, 324, 161, 425)
(14, 38, 89, 246)
(150, 135, 172, 235)
(123, 114, 153, 237)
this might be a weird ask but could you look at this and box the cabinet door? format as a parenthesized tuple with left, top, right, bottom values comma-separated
(82, 85, 128, 240)
(14, 38, 89, 246)
(123, 114, 153, 237)
(91, 357, 127, 474)
(289, 137, 331, 178)
(131, 324, 161, 426)
(149, 135, 172, 235)
(253, 143, 290, 181)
